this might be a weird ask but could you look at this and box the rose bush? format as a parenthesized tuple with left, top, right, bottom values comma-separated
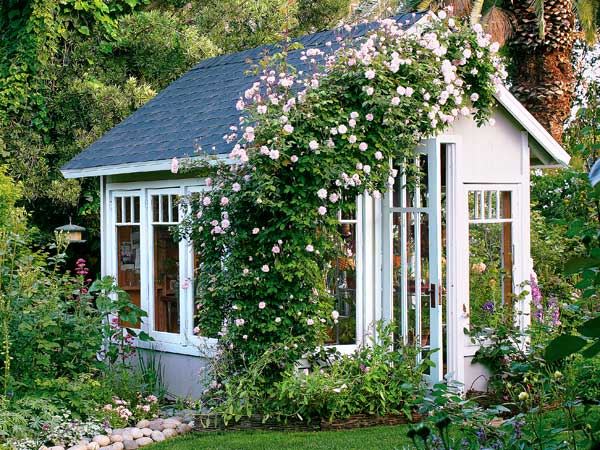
(178, 12, 506, 379)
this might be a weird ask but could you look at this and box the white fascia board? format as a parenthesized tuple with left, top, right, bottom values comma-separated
(61, 155, 234, 179)
(494, 85, 570, 167)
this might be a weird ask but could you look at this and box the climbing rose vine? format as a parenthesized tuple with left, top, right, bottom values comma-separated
(177, 12, 506, 378)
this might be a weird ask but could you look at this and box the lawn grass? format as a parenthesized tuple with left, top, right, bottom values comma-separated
(151, 406, 600, 450)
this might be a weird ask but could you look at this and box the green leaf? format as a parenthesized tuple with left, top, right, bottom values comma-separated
(545, 335, 587, 361)
(581, 340, 600, 359)
(78, 25, 90, 36)
(564, 256, 600, 274)
(578, 316, 600, 338)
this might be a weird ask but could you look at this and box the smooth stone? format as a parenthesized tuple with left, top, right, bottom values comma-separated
(78, 440, 90, 446)
(162, 429, 177, 439)
(147, 420, 164, 431)
(140, 428, 152, 437)
(87, 443, 100, 450)
(111, 430, 124, 436)
(99, 447, 111, 450)
(136, 420, 150, 429)
(129, 429, 143, 440)
(135, 438, 153, 447)
(122, 441, 137, 450)
(150, 431, 165, 442)
(121, 433, 133, 442)
(93, 437, 111, 447)
(170, 416, 183, 423)
(111, 443, 124, 450)
(49, 447, 65, 450)
(109, 435, 123, 443)
(176, 424, 189, 434)
(67, 445, 87, 450)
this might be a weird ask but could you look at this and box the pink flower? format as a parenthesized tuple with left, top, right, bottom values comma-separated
(348, 135, 357, 144)
(193, 326, 200, 335)
(235, 318, 245, 326)
(306, 244, 314, 252)
(309, 140, 319, 150)
(365, 69, 376, 79)
(220, 196, 229, 206)
(329, 193, 339, 203)
(374, 151, 384, 160)
(317, 188, 327, 199)
(181, 278, 191, 289)
(318, 206, 327, 215)
(350, 111, 359, 119)
(272, 245, 281, 254)
(283, 124, 294, 133)
(261, 264, 270, 273)
(257, 105, 267, 114)
(306, 318, 315, 325)
(232, 182, 241, 192)
(258, 301, 266, 309)
(170, 157, 179, 174)
(290, 155, 298, 163)
(202, 196, 211, 206)
(365, 86, 374, 95)
(470, 93, 479, 102)
(366, 113, 374, 121)
(252, 227, 260, 234)
(391, 96, 401, 106)
(269, 149, 280, 160)
(337, 124, 348, 134)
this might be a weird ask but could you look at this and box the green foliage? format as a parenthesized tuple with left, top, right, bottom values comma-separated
(206, 323, 429, 425)
(180, 15, 504, 381)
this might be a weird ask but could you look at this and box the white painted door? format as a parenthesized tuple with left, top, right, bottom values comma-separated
(383, 140, 443, 382)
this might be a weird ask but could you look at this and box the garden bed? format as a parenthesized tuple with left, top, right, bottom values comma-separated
(193, 412, 423, 433)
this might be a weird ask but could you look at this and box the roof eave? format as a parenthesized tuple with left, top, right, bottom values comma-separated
(494, 84, 570, 168)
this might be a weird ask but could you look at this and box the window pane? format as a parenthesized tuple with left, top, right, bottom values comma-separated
(469, 222, 513, 328)
(469, 190, 512, 220)
(154, 225, 180, 333)
(326, 222, 357, 345)
(117, 225, 141, 326)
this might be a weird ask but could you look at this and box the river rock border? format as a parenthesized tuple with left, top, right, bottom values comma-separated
(41, 417, 194, 450)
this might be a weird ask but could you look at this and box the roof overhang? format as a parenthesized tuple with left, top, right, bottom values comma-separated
(494, 84, 570, 168)
(61, 155, 233, 179)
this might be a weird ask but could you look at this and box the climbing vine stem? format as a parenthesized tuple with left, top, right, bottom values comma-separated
(177, 12, 506, 380)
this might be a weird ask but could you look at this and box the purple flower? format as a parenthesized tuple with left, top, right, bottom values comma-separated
(482, 301, 495, 313)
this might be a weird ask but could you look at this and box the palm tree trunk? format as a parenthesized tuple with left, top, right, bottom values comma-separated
(507, 0, 575, 143)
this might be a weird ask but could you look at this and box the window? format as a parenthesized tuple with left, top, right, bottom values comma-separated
(150, 193, 181, 334)
(114, 194, 142, 325)
(108, 183, 209, 354)
(326, 204, 361, 346)
(468, 189, 513, 328)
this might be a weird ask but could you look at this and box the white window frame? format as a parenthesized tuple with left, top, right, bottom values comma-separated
(105, 179, 214, 356)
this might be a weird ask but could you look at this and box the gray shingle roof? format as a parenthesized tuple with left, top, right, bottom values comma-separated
(62, 13, 423, 173)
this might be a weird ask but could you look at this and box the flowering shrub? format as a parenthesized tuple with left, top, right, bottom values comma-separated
(101, 394, 159, 428)
(178, 12, 505, 377)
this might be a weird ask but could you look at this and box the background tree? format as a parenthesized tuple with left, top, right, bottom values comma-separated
(404, 0, 600, 141)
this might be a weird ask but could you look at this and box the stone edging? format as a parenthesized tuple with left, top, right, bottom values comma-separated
(40, 417, 194, 450)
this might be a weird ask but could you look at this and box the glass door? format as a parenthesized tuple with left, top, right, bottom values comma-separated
(383, 140, 443, 382)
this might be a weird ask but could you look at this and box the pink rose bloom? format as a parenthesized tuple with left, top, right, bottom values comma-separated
(272, 245, 280, 254)
(291, 155, 298, 163)
(261, 264, 270, 273)
(232, 182, 241, 192)
(305, 244, 314, 252)
(258, 301, 266, 309)
(365, 69, 376, 79)
(170, 157, 179, 174)
(318, 206, 327, 215)
(309, 140, 319, 150)
(252, 228, 260, 234)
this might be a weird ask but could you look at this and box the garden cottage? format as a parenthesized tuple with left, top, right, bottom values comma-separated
(62, 13, 570, 398)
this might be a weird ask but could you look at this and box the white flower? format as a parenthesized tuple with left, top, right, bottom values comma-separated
(306, 244, 314, 252)
(366, 113, 374, 121)
(272, 245, 280, 254)
(463, 48, 472, 59)
(489, 42, 500, 53)
(348, 135, 357, 144)
(365, 86, 374, 96)
(220, 196, 229, 206)
(338, 124, 348, 134)
(396, 86, 406, 96)
(359, 142, 368, 151)
(291, 155, 298, 163)
(275, 317, 281, 323)
(269, 149, 280, 160)
(405, 87, 414, 97)
(470, 93, 479, 102)
(350, 111, 359, 119)
(365, 69, 376, 79)
(374, 151, 384, 160)
(363, 165, 371, 174)
(437, 10, 447, 19)
(235, 318, 245, 326)
(193, 326, 200, 334)
(317, 188, 328, 199)
(261, 264, 270, 273)
(329, 193, 339, 203)
(202, 196, 211, 206)
(306, 318, 315, 325)
(391, 96, 401, 106)
(331, 310, 339, 320)
(252, 227, 260, 234)
(318, 206, 327, 215)
(258, 301, 266, 309)
(257, 105, 267, 114)
(232, 182, 241, 192)
(309, 140, 319, 150)
(283, 124, 294, 133)
(170, 157, 179, 174)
